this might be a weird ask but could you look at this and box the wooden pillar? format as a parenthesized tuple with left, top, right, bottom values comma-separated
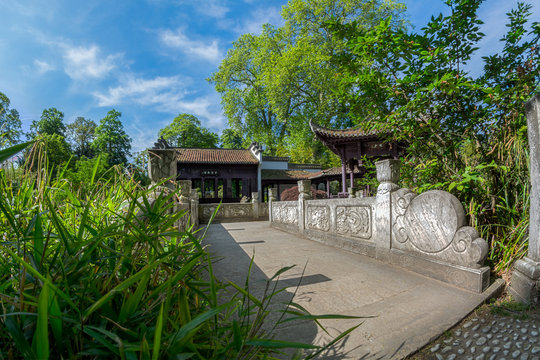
(326, 179, 330, 198)
(201, 178, 205, 199)
(341, 160, 347, 194)
(214, 178, 218, 198)
(242, 179, 248, 197)
(224, 178, 231, 198)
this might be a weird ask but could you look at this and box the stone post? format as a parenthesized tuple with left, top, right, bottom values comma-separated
(510, 94, 540, 305)
(148, 149, 177, 190)
(190, 189, 199, 228)
(268, 187, 277, 224)
(176, 180, 192, 232)
(374, 159, 400, 250)
(348, 187, 356, 198)
(251, 192, 259, 219)
(298, 180, 311, 233)
(177, 180, 192, 204)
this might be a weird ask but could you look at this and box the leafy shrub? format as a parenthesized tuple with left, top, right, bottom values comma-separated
(280, 186, 328, 201)
(0, 141, 358, 359)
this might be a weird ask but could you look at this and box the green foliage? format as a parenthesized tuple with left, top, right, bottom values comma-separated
(65, 154, 110, 184)
(220, 128, 245, 149)
(332, 0, 539, 271)
(209, 0, 406, 164)
(129, 150, 151, 186)
(66, 116, 97, 158)
(92, 109, 132, 166)
(0, 142, 361, 359)
(159, 113, 219, 148)
(31, 107, 67, 137)
(0, 91, 23, 148)
(28, 133, 72, 172)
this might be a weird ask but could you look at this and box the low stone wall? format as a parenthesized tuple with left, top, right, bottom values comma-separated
(199, 192, 268, 223)
(269, 160, 490, 293)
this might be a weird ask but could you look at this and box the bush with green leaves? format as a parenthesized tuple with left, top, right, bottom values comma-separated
(331, 0, 539, 272)
(0, 141, 359, 359)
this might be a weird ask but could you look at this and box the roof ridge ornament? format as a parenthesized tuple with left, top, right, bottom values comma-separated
(153, 136, 170, 149)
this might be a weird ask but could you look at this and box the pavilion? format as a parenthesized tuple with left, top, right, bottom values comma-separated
(309, 120, 404, 196)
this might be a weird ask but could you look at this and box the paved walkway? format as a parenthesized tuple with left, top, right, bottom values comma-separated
(202, 221, 504, 359)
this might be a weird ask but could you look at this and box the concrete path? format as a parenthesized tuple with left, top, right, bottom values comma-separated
(202, 221, 503, 359)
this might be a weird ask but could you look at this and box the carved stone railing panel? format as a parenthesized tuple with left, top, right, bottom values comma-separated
(199, 203, 261, 222)
(306, 205, 330, 232)
(200, 204, 224, 221)
(267, 167, 491, 293)
(272, 201, 298, 225)
(225, 204, 253, 218)
(336, 205, 372, 239)
(391, 188, 488, 268)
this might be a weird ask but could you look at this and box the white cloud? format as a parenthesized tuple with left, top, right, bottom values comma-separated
(235, 6, 283, 35)
(93, 75, 186, 107)
(160, 29, 221, 63)
(93, 74, 225, 130)
(33, 59, 54, 74)
(171, 0, 229, 18)
(199, 0, 229, 19)
(62, 44, 121, 80)
(176, 95, 225, 129)
(126, 117, 163, 154)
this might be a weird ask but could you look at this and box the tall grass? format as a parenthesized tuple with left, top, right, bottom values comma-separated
(0, 140, 359, 359)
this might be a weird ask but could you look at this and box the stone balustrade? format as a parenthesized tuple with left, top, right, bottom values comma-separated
(269, 159, 491, 293)
(198, 192, 267, 223)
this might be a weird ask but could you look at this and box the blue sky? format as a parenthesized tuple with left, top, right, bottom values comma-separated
(1, 0, 537, 154)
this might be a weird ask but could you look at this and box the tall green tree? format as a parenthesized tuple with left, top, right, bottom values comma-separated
(0, 91, 23, 148)
(158, 113, 218, 148)
(93, 109, 132, 166)
(67, 117, 97, 158)
(30, 107, 67, 137)
(209, 0, 406, 163)
(332, 0, 539, 270)
(220, 128, 245, 149)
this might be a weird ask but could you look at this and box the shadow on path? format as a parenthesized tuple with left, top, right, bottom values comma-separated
(201, 223, 365, 359)
(200, 221, 500, 359)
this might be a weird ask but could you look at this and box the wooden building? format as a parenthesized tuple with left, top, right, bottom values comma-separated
(151, 140, 321, 203)
(176, 147, 260, 203)
(309, 120, 404, 196)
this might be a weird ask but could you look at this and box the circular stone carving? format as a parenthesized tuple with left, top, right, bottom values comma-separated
(404, 190, 466, 254)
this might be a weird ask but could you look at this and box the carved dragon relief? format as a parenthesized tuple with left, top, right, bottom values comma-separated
(306, 205, 330, 231)
(391, 188, 488, 268)
(335, 205, 372, 239)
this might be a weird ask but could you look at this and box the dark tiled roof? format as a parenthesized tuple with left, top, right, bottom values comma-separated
(262, 155, 290, 161)
(309, 120, 380, 139)
(177, 148, 258, 164)
(261, 169, 313, 181)
(309, 167, 362, 179)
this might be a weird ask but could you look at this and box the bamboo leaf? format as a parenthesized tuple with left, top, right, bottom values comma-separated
(35, 278, 50, 360)
(4, 315, 37, 359)
(228, 281, 263, 308)
(151, 303, 164, 360)
(84, 258, 165, 320)
(169, 304, 229, 352)
(245, 338, 319, 349)
(0, 140, 34, 163)
(118, 273, 150, 323)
